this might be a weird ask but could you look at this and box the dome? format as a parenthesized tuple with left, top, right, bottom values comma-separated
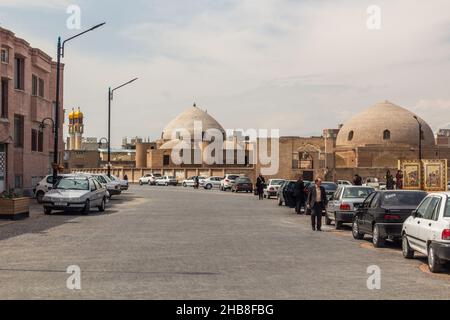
(162, 104, 225, 140)
(73, 107, 83, 119)
(336, 101, 436, 148)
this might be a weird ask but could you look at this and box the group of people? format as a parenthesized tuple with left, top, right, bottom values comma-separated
(353, 170, 404, 190)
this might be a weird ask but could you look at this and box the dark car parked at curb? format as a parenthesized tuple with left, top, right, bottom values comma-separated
(231, 177, 254, 193)
(352, 190, 427, 247)
(277, 180, 297, 208)
(321, 182, 338, 201)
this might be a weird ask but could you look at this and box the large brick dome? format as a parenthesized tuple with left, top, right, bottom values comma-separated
(162, 104, 225, 141)
(336, 101, 436, 148)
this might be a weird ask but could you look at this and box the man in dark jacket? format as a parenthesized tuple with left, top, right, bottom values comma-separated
(256, 174, 266, 200)
(353, 174, 362, 186)
(307, 178, 328, 231)
(293, 176, 306, 214)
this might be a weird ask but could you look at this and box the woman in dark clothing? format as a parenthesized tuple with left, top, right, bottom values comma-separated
(386, 170, 395, 190)
(396, 170, 404, 190)
(256, 174, 266, 200)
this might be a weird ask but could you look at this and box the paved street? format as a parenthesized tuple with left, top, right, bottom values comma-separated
(0, 185, 449, 299)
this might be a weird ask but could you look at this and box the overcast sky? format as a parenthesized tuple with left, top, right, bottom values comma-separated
(1, 0, 449, 146)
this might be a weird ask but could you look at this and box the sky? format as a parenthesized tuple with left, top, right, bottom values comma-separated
(1, 0, 449, 147)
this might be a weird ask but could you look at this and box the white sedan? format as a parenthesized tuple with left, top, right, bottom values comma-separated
(182, 176, 206, 187)
(155, 176, 178, 186)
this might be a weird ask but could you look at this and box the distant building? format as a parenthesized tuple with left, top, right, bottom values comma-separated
(0, 27, 64, 195)
(436, 129, 450, 147)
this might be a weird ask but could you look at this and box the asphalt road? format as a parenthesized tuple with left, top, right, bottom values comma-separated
(0, 185, 449, 299)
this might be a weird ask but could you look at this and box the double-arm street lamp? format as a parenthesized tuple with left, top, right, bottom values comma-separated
(107, 78, 138, 177)
(52, 22, 106, 185)
(39, 118, 56, 134)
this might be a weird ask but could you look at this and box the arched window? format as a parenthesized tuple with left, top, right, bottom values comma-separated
(383, 130, 391, 140)
(348, 131, 354, 141)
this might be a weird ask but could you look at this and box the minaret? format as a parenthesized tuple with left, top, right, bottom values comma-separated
(68, 107, 84, 150)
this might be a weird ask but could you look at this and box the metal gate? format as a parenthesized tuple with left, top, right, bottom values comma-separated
(0, 144, 5, 193)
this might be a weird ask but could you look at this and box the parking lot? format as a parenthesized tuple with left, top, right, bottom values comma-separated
(0, 184, 449, 299)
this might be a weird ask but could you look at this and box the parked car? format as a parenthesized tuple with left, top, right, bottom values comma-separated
(352, 190, 427, 247)
(110, 175, 129, 190)
(402, 192, 450, 273)
(34, 174, 74, 204)
(42, 176, 108, 215)
(139, 173, 162, 185)
(326, 186, 375, 229)
(93, 174, 122, 198)
(337, 180, 353, 186)
(155, 176, 178, 186)
(277, 180, 297, 208)
(220, 174, 241, 191)
(201, 176, 223, 190)
(264, 179, 286, 199)
(321, 182, 338, 201)
(363, 177, 380, 189)
(231, 177, 253, 193)
(182, 176, 206, 187)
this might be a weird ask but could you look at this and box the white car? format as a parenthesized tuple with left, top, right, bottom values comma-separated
(139, 173, 162, 185)
(110, 175, 129, 190)
(155, 176, 178, 186)
(201, 176, 223, 190)
(34, 174, 75, 203)
(263, 179, 286, 199)
(93, 174, 122, 198)
(337, 180, 352, 186)
(363, 177, 380, 189)
(182, 176, 206, 187)
(220, 174, 241, 191)
(402, 192, 450, 273)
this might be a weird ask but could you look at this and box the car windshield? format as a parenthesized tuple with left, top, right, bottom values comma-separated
(270, 180, 285, 186)
(104, 175, 112, 182)
(55, 178, 89, 191)
(382, 192, 426, 206)
(96, 176, 106, 184)
(238, 178, 251, 183)
(229, 175, 240, 180)
(343, 187, 374, 199)
(322, 183, 337, 191)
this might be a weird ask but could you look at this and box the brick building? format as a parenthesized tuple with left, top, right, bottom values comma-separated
(0, 27, 64, 195)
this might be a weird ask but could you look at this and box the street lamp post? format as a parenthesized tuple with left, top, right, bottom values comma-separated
(413, 116, 422, 161)
(107, 78, 138, 177)
(53, 22, 105, 186)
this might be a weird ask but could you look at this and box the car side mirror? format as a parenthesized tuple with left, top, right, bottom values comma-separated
(411, 210, 418, 218)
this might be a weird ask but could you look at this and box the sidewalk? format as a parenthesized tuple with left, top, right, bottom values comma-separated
(0, 199, 43, 227)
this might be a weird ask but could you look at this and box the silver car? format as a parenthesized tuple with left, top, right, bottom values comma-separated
(326, 185, 375, 229)
(93, 174, 122, 198)
(42, 176, 108, 215)
(201, 176, 223, 190)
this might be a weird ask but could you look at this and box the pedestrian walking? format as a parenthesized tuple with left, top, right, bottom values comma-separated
(256, 174, 266, 200)
(353, 174, 362, 186)
(194, 176, 199, 189)
(386, 170, 395, 190)
(396, 170, 404, 190)
(307, 178, 328, 231)
(293, 176, 306, 214)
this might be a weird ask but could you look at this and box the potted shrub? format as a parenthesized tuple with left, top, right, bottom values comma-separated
(0, 189, 30, 220)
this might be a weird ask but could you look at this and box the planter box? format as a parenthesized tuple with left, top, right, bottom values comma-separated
(0, 197, 30, 220)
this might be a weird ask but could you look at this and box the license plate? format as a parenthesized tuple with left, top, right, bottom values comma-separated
(55, 202, 68, 206)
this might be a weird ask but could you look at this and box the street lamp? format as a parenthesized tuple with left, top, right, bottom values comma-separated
(107, 78, 138, 177)
(413, 116, 422, 161)
(39, 117, 56, 134)
(53, 22, 106, 186)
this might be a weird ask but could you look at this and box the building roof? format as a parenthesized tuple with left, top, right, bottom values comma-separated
(336, 101, 436, 148)
(162, 104, 225, 140)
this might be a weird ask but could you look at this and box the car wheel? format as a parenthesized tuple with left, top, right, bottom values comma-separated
(44, 207, 52, 215)
(183, 183, 187, 187)
(206, 184, 212, 190)
(352, 219, 364, 240)
(325, 214, 332, 226)
(139, 181, 143, 186)
(428, 244, 442, 273)
(372, 224, 385, 248)
(82, 200, 90, 215)
(98, 198, 106, 212)
(36, 191, 45, 204)
(402, 235, 414, 259)
(267, 195, 271, 199)
(165, 182, 169, 186)
(335, 214, 342, 230)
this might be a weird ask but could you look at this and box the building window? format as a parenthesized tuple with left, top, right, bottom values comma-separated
(299, 152, 313, 169)
(14, 175, 23, 189)
(348, 131, 354, 141)
(292, 152, 299, 169)
(32, 75, 38, 96)
(38, 78, 45, 98)
(383, 130, 391, 140)
(1, 47, 9, 63)
(163, 155, 170, 166)
(38, 131, 44, 152)
(0, 78, 8, 118)
(31, 129, 38, 151)
(14, 115, 24, 148)
(14, 57, 25, 90)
